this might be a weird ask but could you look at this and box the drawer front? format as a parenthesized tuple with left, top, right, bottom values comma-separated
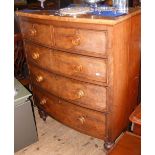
(54, 27, 108, 57)
(25, 42, 107, 84)
(29, 65, 107, 112)
(33, 86, 105, 139)
(20, 21, 53, 46)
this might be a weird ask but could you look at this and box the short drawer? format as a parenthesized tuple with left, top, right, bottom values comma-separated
(29, 65, 107, 112)
(33, 86, 105, 139)
(25, 42, 107, 85)
(20, 20, 53, 46)
(54, 27, 108, 57)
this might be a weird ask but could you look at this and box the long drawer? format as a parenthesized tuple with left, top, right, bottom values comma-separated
(54, 27, 108, 57)
(25, 42, 107, 85)
(32, 86, 105, 139)
(20, 20, 53, 47)
(29, 65, 107, 112)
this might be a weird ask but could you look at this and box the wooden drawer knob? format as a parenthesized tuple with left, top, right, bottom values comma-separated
(36, 75, 43, 82)
(73, 65, 83, 73)
(78, 116, 85, 124)
(69, 90, 84, 100)
(40, 98, 47, 105)
(29, 28, 36, 37)
(72, 36, 80, 46)
(76, 90, 84, 99)
(32, 52, 39, 60)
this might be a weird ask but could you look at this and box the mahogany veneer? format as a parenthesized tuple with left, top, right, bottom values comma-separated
(16, 8, 141, 149)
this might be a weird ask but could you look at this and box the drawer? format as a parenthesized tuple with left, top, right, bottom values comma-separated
(54, 27, 108, 57)
(20, 21, 53, 46)
(29, 65, 107, 112)
(25, 42, 107, 84)
(33, 86, 105, 139)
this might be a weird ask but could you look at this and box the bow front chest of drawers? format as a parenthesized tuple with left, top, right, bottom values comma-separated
(16, 8, 141, 149)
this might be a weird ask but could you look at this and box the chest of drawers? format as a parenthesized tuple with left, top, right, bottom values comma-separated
(16, 8, 141, 150)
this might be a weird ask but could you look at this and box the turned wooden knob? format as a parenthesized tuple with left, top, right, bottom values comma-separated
(36, 75, 43, 82)
(78, 116, 85, 124)
(72, 36, 80, 46)
(69, 90, 84, 100)
(40, 98, 47, 105)
(32, 52, 39, 60)
(29, 28, 36, 37)
(76, 90, 84, 99)
(73, 65, 83, 73)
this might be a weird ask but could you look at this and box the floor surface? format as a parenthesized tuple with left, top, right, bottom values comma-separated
(15, 107, 106, 155)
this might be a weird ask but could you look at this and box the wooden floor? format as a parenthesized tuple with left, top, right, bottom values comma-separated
(15, 107, 106, 155)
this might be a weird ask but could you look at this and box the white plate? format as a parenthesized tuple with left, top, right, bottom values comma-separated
(59, 7, 91, 16)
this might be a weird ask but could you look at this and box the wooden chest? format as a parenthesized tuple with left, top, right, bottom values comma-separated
(16, 8, 141, 149)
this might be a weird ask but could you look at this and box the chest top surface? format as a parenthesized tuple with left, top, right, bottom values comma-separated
(16, 8, 140, 25)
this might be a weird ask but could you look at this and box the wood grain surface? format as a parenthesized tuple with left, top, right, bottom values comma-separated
(17, 8, 141, 150)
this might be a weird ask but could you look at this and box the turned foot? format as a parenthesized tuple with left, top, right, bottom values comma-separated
(104, 141, 114, 150)
(38, 108, 47, 121)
